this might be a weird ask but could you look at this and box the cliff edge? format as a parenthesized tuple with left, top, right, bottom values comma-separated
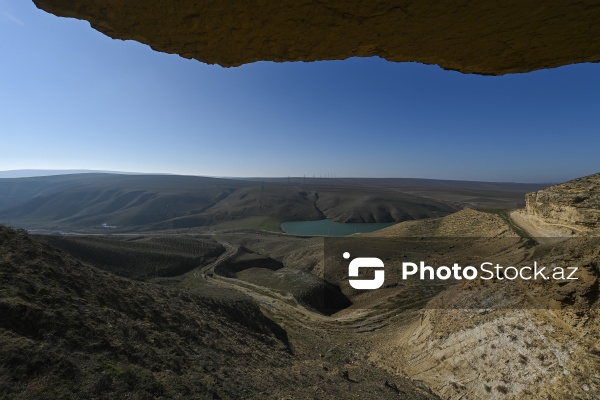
(526, 173, 600, 231)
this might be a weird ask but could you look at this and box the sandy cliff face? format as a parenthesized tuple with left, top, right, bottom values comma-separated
(367, 209, 600, 399)
(526, 173, 600, 231)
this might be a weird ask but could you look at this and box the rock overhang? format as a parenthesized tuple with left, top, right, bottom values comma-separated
(32, 0, 600, 75)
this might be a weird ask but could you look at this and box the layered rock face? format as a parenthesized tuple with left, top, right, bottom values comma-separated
(33, 0, 600, 75)
(526, 173, 600, 230)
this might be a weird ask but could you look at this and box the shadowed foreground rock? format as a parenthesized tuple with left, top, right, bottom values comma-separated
(33, 0, 600, 74)
(0, 225, 438, 399)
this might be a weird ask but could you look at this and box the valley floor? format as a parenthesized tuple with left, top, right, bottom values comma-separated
(8, 207, 597, 399)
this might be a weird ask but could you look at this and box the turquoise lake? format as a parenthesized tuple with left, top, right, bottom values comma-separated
(280, 220, 395, 236)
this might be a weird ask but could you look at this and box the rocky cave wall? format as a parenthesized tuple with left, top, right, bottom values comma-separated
(33, 0, 600, 75)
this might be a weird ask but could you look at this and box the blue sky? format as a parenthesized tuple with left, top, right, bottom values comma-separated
(1, 0, 599, 183)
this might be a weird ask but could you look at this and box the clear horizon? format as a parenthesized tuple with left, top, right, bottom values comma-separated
(0, 168, 564, 184)
(2, 0, 599, 183)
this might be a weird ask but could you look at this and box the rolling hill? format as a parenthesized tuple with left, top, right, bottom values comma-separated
(3, 173, 600, 398)
(0, 224, 439, 399)
(0, 173, 548, 232)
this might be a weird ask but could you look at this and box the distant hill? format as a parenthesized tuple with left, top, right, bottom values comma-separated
(0, 169, 152, 179)
(0, 174, 253, 231)
(0, 174, 549, 232)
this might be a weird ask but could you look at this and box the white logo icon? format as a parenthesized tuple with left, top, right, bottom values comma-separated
(345, 252, 385, 290)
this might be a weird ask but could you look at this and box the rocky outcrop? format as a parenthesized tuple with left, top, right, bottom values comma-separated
(526, 173, 600, 230)
(33, 0, 600, 75)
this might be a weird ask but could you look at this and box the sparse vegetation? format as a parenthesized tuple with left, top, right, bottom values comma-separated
(496, 385, 509, 394)
(1, 173, 599, 399)
(0, 224, 439, 399)
(0, 225, 293, 399)
(38, 235, 224, 280)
